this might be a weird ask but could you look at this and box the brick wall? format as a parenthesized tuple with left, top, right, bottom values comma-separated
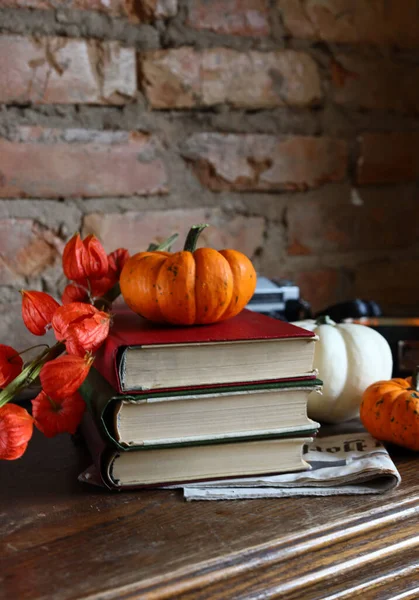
(1, 0, 419, 348)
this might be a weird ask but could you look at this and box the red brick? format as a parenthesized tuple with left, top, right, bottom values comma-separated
(287, 195, 419, 255)
(181, 134, 347, 192)
(186, 0, 270, 36)
(140, 48, 322, 109)
(354, 260, 419, 315)
(0, 127, 168, 198)
(289, 269, 340, 313)
(0, 0, 124, 12)
(277, 0, 419, 48)
(357, 133, 419, 185)
(0, 219, 60, 285)
(100, 41, 138, 103)
(124, 0, 178, 20)
(82, 208, 265, 258)
(331, 54, 419, 114)
(0, 35, 136, 105)
(154, 0, 177, 18)
(0, 0, 177, 20)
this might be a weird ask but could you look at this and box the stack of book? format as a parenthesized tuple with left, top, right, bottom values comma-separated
(79, 308, 322, 490)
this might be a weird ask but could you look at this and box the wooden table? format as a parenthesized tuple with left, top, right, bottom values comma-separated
(1, 429, 418, 600)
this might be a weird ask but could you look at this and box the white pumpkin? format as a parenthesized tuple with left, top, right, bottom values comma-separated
(292, 317, 393, 423)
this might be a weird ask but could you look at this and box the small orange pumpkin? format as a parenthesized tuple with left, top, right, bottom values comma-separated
(119, 224, 257, 325)
(360, 369, 419, 451)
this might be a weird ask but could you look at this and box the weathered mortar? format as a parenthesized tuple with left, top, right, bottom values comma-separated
(0, 0, 419, 349)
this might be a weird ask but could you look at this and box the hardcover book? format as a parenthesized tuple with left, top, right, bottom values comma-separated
(79, 411, 314, 490)
(94, 308, 318, 393)
(79, 367, 322, 450)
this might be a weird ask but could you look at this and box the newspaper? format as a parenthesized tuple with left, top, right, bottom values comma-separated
(180, 428, 401, 501)
(78, 421, 401, 500)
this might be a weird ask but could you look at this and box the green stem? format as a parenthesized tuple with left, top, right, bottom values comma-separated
(183, 224, 209, 252)
(85, 279, 94, 304)
(0, 341, 65, 408)
(316, 315, 335, 326)
(11, 344, 50, 359)
(47, 394, 60, 412)
(95, 283, 121, 311)
(149, 233, 179, 253)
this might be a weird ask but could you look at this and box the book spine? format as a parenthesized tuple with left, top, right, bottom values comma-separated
(93, 335, 123, 393)
(79, 412, 117, 490)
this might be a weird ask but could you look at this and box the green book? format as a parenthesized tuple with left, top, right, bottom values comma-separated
(79, 367, 322, 452)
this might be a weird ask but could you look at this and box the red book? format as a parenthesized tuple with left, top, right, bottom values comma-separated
(94, 307, 317, 394)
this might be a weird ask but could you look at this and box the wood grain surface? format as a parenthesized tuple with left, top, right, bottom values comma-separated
(0, 429, 418, 600)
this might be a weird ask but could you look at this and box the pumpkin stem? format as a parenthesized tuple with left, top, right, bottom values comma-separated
(183, 224, 209, 252)
(412, 366, 419, 391)
(316, 315, 336, 326)
(148, 233, 179, 253)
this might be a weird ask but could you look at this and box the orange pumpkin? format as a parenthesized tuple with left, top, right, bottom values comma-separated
(360, 369, 419, 451)
(119, 224, 257, 325)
